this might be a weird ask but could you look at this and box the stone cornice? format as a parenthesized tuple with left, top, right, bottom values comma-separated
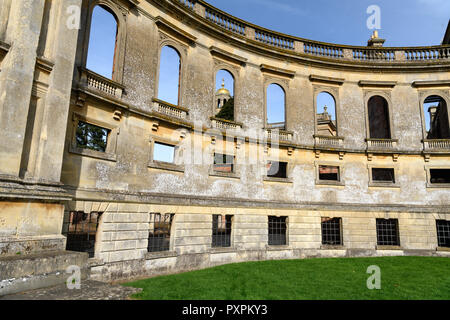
(309, 75, 345, 85)
(209, 46, 247, 66)
(358, 80, 397, 88)
(154, 16, 197, 45)
(412, 80, 450, 88)
(260, 64, 295, 78)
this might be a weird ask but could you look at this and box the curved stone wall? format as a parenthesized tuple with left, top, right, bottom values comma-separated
(62, 0, 450, 280)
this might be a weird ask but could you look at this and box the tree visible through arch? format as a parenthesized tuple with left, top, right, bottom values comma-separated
(368, 96, 391, 139)
(86, 5, 118, 79)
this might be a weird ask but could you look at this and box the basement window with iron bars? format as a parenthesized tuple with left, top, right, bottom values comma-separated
(376, 218, 400, 247)
(212, 215, 233, 248)
(436, 220, 450, 248)
(268, 216, 287, 246)
(321, 217, 342, 246)
(63, 211, 103, 258)
(148, 213, 174, 252)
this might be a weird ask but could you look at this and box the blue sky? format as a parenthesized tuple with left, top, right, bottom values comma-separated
(86, 2, 447, 135)
(206, 0, 449, 46)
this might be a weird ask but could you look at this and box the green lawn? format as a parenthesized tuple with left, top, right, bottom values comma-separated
(123, 256, 450, 300)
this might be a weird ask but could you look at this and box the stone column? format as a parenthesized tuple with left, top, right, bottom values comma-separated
(0, 0, 45, 177)
(0, 0, 12, 41)
(26, 0, 83, 183)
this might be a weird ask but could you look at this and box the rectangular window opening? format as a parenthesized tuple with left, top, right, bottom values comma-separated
(436, 220, 450, 248)
(376, 218, 400, 246)
(372, 168, 395, 183)
(321, 217, 342, 245)
(430, 169, 450, 184)
(148, 213, 174, 252)
(213, 153, 235, 173)
(153, 142, 176, 163)
(267, 161, 288, 178)
(63, 211, 103, 258)
(212, 215, 233, 248)
(76, 121, 110, 152)
(319, 165, 340, 181)
(268, 216, 287, 246)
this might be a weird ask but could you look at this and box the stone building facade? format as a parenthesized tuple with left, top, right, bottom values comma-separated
(1, 0, 450, 291)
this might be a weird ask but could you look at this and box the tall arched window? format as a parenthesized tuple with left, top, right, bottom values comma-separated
(368, 95, 391, 139)
(266, 83, 285, 128)
(423, 95, 450, 139)
(158, 46, 181, 105)
(214, 69, 234, 121)
(86, 5, 118, 79)
(316, 92, 337, 136)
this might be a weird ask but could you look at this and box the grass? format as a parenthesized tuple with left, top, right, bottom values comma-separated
(123, 256, 450, 300)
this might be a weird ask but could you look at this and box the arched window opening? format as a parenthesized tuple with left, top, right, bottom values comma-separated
(316, 92, 337, 136)
(158, 46, 181, 105)
(368, 96, 391, 139)
(423, 95, 450, 139)
(266, 83, 285, 128)
(214, 69, 234, 121)
(86, 5, 118, 79)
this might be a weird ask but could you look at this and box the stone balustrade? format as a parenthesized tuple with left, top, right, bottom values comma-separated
(423, 139, 450, 152)
(366, 138, 398, 151)
(79, 68, 124, 99)
(265, 129, 294, 142)
(314, 135, 344, 148)
(152, 98, 189, 120)
(179, 1, 450, 64)
(210, 117, 243, 130)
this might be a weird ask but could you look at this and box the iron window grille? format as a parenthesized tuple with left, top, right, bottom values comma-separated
(372, 168, 395, 183)
(64, 211, 102, 258)
(267, 161, 288, 178)
(76, 121, 110, 152)
(148, 213, 174, 252)
(212, 215, 233, 247)
(321, 217, 342, 245)
(268, 216, 287, 246)
(436, 220, 450, 248)
(376, 218, 400, 246)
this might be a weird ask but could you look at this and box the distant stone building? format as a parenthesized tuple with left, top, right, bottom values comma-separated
(0, 1, 449, 294)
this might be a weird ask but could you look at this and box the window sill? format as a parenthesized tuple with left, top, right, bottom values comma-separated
(315, 180, 345, 187)
(145, 251, 177, 260)
(426, 183, 450, 188)
(320, 245, 345, 250)
(209, 247, 235, 254)
(376, 245, 402, 251)
(436, 246, 450, 252)
(266, 245, 290, 251)
(209, 171, 240, 179)
(263, 177, 293, 183)
(369, 182, 400, 188)
(69, 146, 117, 162)
(148, 161, 184, 173)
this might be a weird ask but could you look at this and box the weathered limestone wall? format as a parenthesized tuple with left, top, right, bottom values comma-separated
(0, 0, 82, 256)
(79, 201, 450, 281)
